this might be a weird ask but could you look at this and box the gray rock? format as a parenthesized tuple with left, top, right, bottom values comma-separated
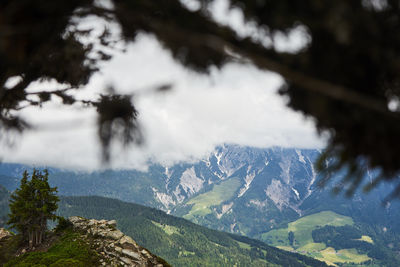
(141, 249, 150, 255)
(119, 235, 138, 250)
(119, 235, 135, 245)
(0, 228, 12, 241)
(122, 249, 141, 260)
(120, 257, 133, 265)
(107, 220, 117, 226)
(68, 216, 83, 223)
(105, 230, 124, 240)
(67, 216, 167, 266)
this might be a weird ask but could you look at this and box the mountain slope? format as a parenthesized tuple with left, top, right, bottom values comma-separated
(2, 145, 398, 234)
(2, 145, 400, 265)
(57, 195, 327, 267)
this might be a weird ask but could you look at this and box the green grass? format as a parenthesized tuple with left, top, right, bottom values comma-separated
(356, 235, 373, 244)
(262, 211, 353, 248)
(237, 241, 251, 250)
(338, 248, 371, 263)
(297, 242, 326, 253)
(0, 232, 21, 265)
(183, 177, 241, 220)
(262, 228, 290, 247)
(261, 211, 373, 266)
(316, 247, 371, 266)
(179, 250, 196, 256)
(3, 230, 100, 267)
(152, 221, 181, 236)
(276, 245, 295, 252)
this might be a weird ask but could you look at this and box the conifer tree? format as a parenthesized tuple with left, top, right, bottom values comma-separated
(8, 169, 59, 248)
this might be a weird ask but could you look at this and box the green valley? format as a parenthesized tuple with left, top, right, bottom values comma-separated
(2, 145, 400, 266)
(57, 195, 327, 267)
(259, 211, 395, 266)
(262, 211, 354, 248)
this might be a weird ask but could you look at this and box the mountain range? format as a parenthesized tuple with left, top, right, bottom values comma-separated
(1, 144, 400, 265)
(0, 184, 327, 266)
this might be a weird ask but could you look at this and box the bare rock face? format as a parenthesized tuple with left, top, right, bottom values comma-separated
(68, 216, 167, 267)
(0, 228, 12, 241)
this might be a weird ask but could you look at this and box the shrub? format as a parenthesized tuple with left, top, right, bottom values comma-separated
(54, 217, 72, 233)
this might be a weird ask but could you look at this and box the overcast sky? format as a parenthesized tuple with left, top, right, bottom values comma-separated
(1, 2, 326, 170)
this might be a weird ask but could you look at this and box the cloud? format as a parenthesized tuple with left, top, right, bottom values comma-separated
(1, 35, 325, 170)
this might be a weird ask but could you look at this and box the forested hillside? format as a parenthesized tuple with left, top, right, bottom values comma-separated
(2, 146, 399, 228)
(2, 146, 399, 236)
(2, 145, 400, 265)
(57, 195, 327, 267)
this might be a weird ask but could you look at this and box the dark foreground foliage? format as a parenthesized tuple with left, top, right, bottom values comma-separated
(1, 1, 400, 195)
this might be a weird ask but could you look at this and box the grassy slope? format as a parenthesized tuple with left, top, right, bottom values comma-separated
(0, 230, 100, 267)
(358, 235, 374, 244)
(261, 211, 372, 266)
(318, 247, 370, 265)
(262, 211, 353, 247)
(183, 177, 241, 220)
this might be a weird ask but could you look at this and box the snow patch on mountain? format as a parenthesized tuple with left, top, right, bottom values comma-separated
(279, 159, 292, 184)
(265, 159, 270, 166)
(215, 150, 223, 166)
(292, 187, 300, 199)
(295, 149, 306, 164)
(305, 156, 316, 199)
(213, 171, 224, 180)
(238, 168, 256, 197)
(214, 145, 248, 177)
(164, 166, 172, 179)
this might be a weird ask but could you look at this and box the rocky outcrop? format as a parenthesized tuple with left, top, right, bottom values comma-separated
(69, 216, 168, 267)
(0, 228, 12, 241)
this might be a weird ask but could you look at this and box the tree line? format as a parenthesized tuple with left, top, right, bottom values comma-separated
(7, 169, 59, 248)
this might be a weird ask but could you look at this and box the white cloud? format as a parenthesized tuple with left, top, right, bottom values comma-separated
(1, 34, 325, 170)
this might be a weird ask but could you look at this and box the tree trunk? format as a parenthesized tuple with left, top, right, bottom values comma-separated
(28, 231, 33, 248)
(39, 229, 43, 245)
